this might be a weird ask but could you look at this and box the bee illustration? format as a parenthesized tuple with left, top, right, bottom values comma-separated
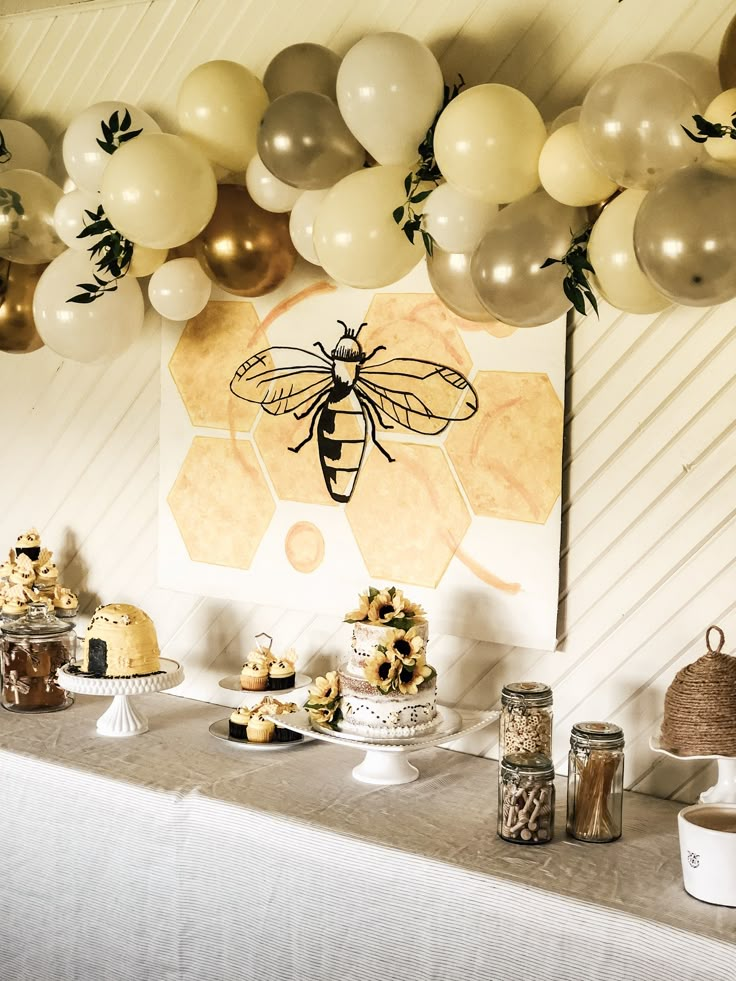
(230, 320, 478, 504)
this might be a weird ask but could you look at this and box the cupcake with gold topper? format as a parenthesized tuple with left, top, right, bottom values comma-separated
(52, 586, 78, 619)
(0, 551, 14, 580)
(35, 550, 58, 589)
(10, 554, 36, 590)
(2, 584, 30, 619)
(15, 529, 40, 562)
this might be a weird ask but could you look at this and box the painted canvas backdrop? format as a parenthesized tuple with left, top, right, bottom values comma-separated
(159, 260, 565, 649)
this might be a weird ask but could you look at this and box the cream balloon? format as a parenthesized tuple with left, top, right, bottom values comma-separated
(148, 258, 211, 320)
(100, 133, 217, 249)
(702, 90, 736, 164)
(33, 249, 144, 362)
(426, 248, 493, 323)
(0, 119, 50, 175)
(62, 101, 160, 193)
(128, 244, 168, 278)
(588, 190, 669, 314)
(0, 169, 64, 264)
(53, 188, 103, 250)
(245, 153, 302, 213)
(314, 165, 423, 288)
(422, 183, 498, 254)
(434, 84, 546, 204)
(548, 106, 581, 134)
(539, 123, 619, 207)
(652, 52, 720, 112)
(177, 60, 268, 172)
(336, 33, 443, 167)
(289, 189, 329, 264)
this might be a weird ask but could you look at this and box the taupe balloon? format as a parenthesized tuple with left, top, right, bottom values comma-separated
(426, 248, 493, 323)
(258, 92, 364, 191)
(471, 192, 586, 328)
(634, 162, 736, 307)
(263, 43, 341, 102)
(0, 258, 45, 353)
(194, 184, 297, 297)
(719, 12, 736, 89)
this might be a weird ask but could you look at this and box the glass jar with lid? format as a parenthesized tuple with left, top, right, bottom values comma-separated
(498, 752, 555, 844)
(500, 682, 553, 762)
(566, 721, 624, 843)
(1, 603, 76, 712)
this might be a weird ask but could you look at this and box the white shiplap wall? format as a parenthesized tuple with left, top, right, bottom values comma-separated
(0, 0, 734, 802)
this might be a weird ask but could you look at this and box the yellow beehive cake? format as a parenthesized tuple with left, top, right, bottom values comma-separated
(82, 604, 160, 677)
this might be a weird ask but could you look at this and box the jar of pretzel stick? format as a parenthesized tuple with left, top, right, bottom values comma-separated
(498, 752, 555, 845)
(566, 722, 624, 843)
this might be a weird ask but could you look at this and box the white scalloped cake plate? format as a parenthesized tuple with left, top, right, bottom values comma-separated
(208, 718, 313, 751)
(218, 673, 311, 695)
(58, 658, 184, 695)
(649, 734, 734, 762)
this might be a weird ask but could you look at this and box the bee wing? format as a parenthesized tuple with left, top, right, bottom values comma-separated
(359, 358, 477, 435)
(231, 346, 332, 415)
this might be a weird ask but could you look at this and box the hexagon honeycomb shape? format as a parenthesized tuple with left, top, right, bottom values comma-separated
(168, 436, 275, 568)
(346, 443, 470, 587)
(446, 371, 563, 524)
(169, 301, 271, 431)
(254, 409, 337, 507)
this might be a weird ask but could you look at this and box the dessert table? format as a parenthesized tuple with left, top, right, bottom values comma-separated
(0, 693, 733, 981)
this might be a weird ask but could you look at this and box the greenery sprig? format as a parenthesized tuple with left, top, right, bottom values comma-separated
(96, 108, 143, 156)
(0, 187, 23, 218)
(67, 205, 133, 304)
(392, 75, 466, 256)
(0, 129, 11, 165)
(541, 226, 599, 318)
(682, 112, 736, 144)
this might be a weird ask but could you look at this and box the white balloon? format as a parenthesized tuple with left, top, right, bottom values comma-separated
(33, 249, 144, 362)
(62, 101, 160, 192)
(0, 119, 50, 174)
(547, 106, 581, 134)
(53, 188, 103, 250)
(245, 153, 302, 213)
(422, 183, 498, 254)
(538, 123, 619, 207)
(336, 33, 444, 166)
(128, 244, 168, 278)
(148, 258, 212, 320)
(289, 189, 330, 263)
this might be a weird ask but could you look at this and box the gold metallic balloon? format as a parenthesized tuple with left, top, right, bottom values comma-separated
(719, 13, 736, 89)
(0, 258, 45, 353)
(194, 184, 297, 297)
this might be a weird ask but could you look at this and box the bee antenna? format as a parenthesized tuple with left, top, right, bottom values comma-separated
(336, 320, 349, 333)
(355, 322, 367, 337)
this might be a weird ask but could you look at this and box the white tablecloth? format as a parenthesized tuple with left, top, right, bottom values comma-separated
(0, 693, 733, 981)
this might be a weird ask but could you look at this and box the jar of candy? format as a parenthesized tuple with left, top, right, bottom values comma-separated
(498, 752, 556, 844)
(1, 603, 76, 712)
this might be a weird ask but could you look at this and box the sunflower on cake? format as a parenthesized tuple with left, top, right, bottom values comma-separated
(304, 587, 438, 738)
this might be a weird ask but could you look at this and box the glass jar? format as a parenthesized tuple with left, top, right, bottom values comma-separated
(500, 682, 553, 761)
(1, 603, 76, 712)
(566, 721, 624, 843)
(498, 752, 555, 844)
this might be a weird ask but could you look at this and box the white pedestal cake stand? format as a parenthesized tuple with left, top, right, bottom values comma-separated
(272, 706, 500, 785)
(57, 659, 184, 737)
(649, 735, 736, 804)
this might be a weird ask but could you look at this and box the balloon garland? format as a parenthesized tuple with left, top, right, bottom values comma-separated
(1, 18, 736, 361)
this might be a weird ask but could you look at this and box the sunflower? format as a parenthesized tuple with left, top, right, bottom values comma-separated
(363, 649, 401, 692)
(367, 587, 406, 625)
(306, 671, 340, 706)
(344, 591, 371, 623)
(401, 598, 426, 621)
(395, 652, 435, 695)
(384, 626, 425, 665)
(307, 701, 342, 729)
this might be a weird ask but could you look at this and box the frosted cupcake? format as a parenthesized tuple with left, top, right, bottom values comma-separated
(53, 586, 78, 619)
(35, 550, 58, 588)
(246, 713, 275, 744)
(229, 705, 252, 741)
(2, 586, 29, 618)
(240, 656, 270, 691)
(0, 551, 14, 579)
(10, 555, 35, 589)
(268, 654, 296, 691)
(273, 701, 302, 742)
(15, 529, 41, 562)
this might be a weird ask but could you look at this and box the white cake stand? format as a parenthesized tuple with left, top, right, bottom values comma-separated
(650, 735, 736, 804)
(272, 706, 500, 785)
(57, 658, 184, 737)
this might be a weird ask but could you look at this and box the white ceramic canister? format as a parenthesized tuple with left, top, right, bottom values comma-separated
(677, 803, 736, 907)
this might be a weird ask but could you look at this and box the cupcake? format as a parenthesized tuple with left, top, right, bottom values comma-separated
(240, 656, 270, 691)
(246, 714, 275, 744)
(53, 586, 78, 619)
(268, 654, 296, 690)
(2, 585, 29, 618)
(228, 705, 252, 741)
(0, 551, 14, 579)
(10, 554, 36, 589)
(273, 702, 302, 742)
(15, 529, 41, 562)
(35, 550, 58, 588)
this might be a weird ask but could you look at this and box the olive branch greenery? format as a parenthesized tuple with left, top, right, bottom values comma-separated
(0, 187, 24, 218)
(392, 75, 466, 256)
(96, 108, 143, 156)
(0, 129, 11, 165)
(540, 225, 599, 318)
(67, 205, 134, 304)
(682, 112, 736, 144)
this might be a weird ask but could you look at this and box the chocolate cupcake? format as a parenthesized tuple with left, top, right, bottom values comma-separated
(15, 529, 40, 562)
(228, 706, 252, 741)
(268, 657, 296, 691)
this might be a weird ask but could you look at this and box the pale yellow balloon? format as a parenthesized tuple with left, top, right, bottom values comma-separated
(588, 189, 670, 314)
(177, 60, 269, 172)
(313, 165, 423, 288)
(434, 84, 546, 204)
(539, 123, 618, 207)
(703, 89, 736, 164)
(129, 244, 168, 278)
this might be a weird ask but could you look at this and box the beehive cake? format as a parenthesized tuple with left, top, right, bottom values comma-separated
(81, 604, 161, 678)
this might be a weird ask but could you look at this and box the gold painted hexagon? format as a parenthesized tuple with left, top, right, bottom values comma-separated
(168, 436, 275, 568)
(446, 371, 563, 524)
(346, 443, 470, 587)
(254, 410, 337, 506)
(169, 301, 271, 431)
